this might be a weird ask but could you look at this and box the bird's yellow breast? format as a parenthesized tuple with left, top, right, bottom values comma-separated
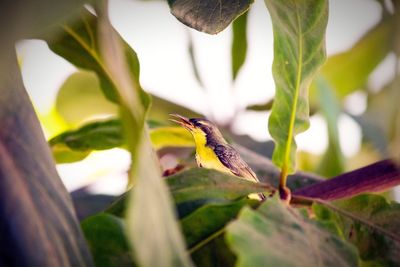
(191, 128, 231, 174)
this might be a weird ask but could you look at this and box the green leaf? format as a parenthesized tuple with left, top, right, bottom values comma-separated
(265, 0, 328, 176)
(168, 168, 273, 206)
(56, 70, 118, 126)
(0, 44, 93, 266)
(81, 214, 135, 267)
(168, 0, 254, 34)
(315, 77, 344, 177)
(315, 195, 400, 267)
(48, 118, 194, 163)
(226, 196, 359, 267)
(45, 9, 149, 107)
(107, 168, 273, 219)
(96, 4, 193, 267)
(232, 12, 248, 80)
(316, 17, 394, 99)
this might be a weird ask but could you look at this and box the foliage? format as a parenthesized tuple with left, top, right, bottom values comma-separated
(1, 0, 400, 267)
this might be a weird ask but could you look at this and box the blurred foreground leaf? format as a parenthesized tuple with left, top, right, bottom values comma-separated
(97, 4, 193, 267)
(82, 214, 134, 267)
(315, 77, 344, 177)
(265, 0, 328, 176)
(314, 194, 400, 267)
(226, 196, 359, 267)
(0, 45, 93, 266)
(168, 0, 253, 34)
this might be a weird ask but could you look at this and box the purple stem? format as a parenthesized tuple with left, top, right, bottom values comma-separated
(293, 160, 400, 201)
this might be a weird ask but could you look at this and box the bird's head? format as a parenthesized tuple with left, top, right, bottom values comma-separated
(169, 114, 226, 147)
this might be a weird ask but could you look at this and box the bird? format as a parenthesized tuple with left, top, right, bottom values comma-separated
(170, 114, 265, 200)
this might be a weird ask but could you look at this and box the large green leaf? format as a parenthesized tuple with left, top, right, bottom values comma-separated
(315, 17, 394, 99)
(314, 195, 400, 267)
(265, 0, 328, 177)
(0, 44, 93, 265)
(232, 12, 248, 80)
(226, 196, 359, 267)
(81, 214, 134, 267)
(315, 77, 344, 177)
(168, 0, 254, 34)
(96, 4, 193, 267)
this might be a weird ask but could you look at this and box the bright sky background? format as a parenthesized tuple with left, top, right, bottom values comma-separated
(16, 0, 398, 197)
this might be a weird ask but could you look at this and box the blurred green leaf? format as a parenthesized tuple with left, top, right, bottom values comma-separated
(56, 70, 118, 126)
(315, 195, 400, 267)
(315, 17, 394, 99)
(232, 12, 248, 80)
(187, 33, 204, 88)
(0, 44, 93, 266)
(55, 70, 200, 126)
(82, 213, 135, 267)
(246, 99, 274, 111)
(315, 77, 345, 177)
(48, 119, 194, 163)
(265, 0, 328, 175)
(226, 196, 359, 267)
(363, 77, 400, 161)
(168, 0, 254, 34)
(96, 4, 193, 267)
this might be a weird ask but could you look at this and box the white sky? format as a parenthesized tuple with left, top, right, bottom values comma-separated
(16, 0, 397, 196)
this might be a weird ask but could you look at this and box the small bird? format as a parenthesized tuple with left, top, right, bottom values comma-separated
(170, 114, 265, 200)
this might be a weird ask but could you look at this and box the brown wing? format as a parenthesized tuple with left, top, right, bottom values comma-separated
(214, 144, 259, 182)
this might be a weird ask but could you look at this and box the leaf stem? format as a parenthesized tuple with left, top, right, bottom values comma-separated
(279, 165, 291, 204)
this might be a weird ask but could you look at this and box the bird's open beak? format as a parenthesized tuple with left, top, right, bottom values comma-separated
(169, 114, 194, 130)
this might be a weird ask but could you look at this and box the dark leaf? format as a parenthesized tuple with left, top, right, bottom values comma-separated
(168, 0, 254, 34)
(191, 235, 236, 267)
(81, 214, 135, 267)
